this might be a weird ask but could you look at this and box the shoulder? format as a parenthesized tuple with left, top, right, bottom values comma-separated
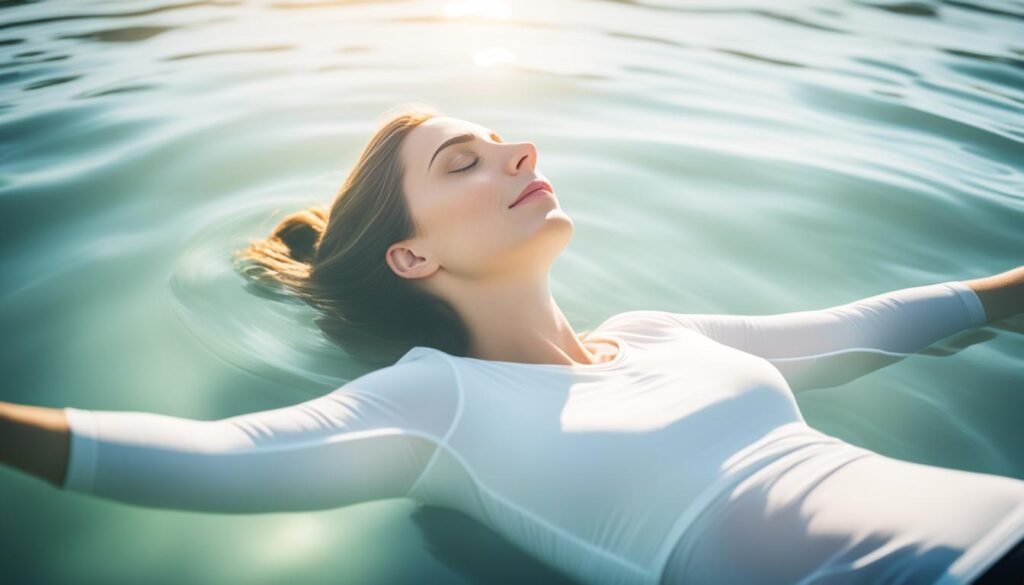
(345, 347, 457, 395)
(327, 348, 460, 434)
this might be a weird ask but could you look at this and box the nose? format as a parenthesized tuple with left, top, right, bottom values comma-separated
(506, 141, 537, 173)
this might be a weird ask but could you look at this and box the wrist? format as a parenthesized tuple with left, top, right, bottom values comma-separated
(0, 402, 71, 488)
(963, 266, 1024, 323)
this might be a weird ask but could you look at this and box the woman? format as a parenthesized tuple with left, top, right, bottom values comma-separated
(2, 105, 1023, 585)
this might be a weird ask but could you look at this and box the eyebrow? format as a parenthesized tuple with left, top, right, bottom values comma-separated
(426, 131, 503, 174)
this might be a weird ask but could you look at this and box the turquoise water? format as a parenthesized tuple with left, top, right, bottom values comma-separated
(2, 0, 1023, 582)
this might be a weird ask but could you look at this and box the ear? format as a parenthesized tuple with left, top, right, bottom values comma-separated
(386, 242, 437, 280)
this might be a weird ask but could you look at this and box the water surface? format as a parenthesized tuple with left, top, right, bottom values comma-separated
(2, 0, 1023, 583)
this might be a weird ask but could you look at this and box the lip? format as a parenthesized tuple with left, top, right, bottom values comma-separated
(509, 179, 554, 208)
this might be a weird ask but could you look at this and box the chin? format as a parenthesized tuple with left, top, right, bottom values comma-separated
(551, 212, 575, 243)
(543, 217, 575, 259)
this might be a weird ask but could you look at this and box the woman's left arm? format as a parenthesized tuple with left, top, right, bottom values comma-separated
(669, 268, 1020, 393)
(962, 265, 1024, 324)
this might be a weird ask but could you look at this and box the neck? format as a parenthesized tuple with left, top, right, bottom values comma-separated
(440, 274, 606, 366)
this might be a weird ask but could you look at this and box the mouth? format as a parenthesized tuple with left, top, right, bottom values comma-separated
(509, 179, 554, 209)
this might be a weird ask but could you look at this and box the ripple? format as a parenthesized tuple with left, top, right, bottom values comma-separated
(752, 8, 853, 35)
(943, 0, 1024, 19)
(0, 53, 69, 71)
(22, 74, 79, 90)
(56, 25, 177, 43)
(942, 47, 1024, 70)
(2, 2, 1023, 580)
(713, 47, 806, 68)
(75, 82, 158, 98)
(853, 0, 941, 17)
(164, 44, 294, 61)
(168, 191, 364, 399)
(790, 81, 1024, 164)
(0, 1, 229, 33)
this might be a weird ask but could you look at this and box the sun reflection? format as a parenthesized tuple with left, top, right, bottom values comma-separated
(474, 47, 516, 67)
(442, 0, 513, 19)
(249, 516, 331, 568)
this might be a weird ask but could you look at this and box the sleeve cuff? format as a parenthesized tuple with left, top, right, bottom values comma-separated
(62, 407, 98, 493)
(941, 281, 988, 329)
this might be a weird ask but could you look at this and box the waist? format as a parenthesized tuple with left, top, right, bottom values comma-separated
(658, 439, 1024, 584)
(654, 423, 872, 584)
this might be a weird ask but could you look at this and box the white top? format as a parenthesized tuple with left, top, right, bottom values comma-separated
(62, 280, 1024, 585)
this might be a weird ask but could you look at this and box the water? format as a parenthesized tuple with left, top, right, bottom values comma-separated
(2, 0, 1022, 582)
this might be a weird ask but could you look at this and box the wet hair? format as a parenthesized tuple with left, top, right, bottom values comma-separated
(233, 104, 470, 368)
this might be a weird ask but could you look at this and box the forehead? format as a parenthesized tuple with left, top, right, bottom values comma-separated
(402, 116, 488, 173)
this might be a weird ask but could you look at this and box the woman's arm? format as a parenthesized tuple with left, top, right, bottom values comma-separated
(0, 401, 70, 488)
(670, 278, 991, 392)
(962, 265, 1024, 324)
(58, 402, 438, 514)
(3, 355, 458, 514)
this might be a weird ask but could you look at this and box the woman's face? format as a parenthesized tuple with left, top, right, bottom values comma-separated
(390, 116, 573, 283)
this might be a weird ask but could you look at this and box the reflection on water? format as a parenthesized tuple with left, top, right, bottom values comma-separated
(2, 0, 1022, 583)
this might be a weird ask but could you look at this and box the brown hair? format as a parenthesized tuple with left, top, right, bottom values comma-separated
(233, 104, 470, 368)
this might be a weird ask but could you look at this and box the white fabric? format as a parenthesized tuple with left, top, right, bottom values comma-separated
(62, 280, 1024, 585)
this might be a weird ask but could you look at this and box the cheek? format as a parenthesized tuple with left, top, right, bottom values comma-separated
(434, 184, 508, 258)
(438, 182, 499, 228)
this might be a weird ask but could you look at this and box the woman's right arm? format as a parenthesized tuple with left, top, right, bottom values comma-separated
(2, 355, 457, 514)
(0, 401, 71, 488)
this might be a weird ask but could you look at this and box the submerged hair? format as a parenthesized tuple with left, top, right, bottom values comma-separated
(233, 104, 470, 368)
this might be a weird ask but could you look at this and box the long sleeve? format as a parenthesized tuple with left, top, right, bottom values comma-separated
(668, 281, 988, 392)
(61, 354, 458, 514)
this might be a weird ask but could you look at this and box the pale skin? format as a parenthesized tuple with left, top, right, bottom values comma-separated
(0, 115, 1021, 491)
(385, 115, 621, 368)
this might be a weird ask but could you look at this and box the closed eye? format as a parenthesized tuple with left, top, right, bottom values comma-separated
(452, 158, 478, 173)
(449, 131, 502, 174)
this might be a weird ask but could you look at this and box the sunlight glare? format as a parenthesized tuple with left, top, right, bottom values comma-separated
(250, 516, 332, 568)
(473, 47, 516, 67)
(443, 0, 513, 19)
